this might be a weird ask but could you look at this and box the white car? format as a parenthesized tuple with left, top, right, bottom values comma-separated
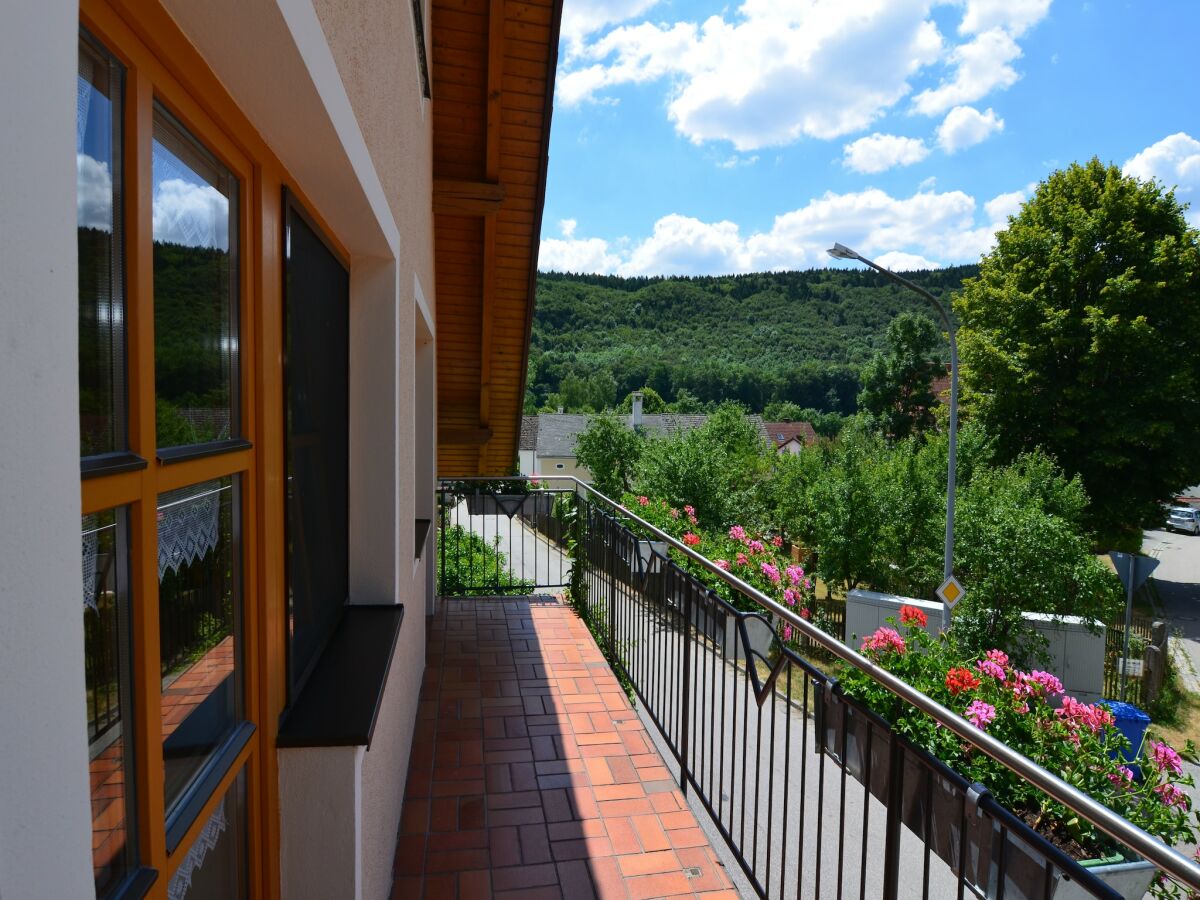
(1166, 505, 1200, 534)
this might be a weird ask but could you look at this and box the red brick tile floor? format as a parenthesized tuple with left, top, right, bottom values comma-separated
(394, 596, 740, 899)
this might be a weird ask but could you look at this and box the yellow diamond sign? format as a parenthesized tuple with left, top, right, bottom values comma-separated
(937, 575, 965, 610)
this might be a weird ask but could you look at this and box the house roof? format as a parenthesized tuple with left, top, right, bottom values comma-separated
(534, 413, 768, 458)
(519, 415, 539, 451)
(433, 0, 565, 476)
(764, 422, 818, 448)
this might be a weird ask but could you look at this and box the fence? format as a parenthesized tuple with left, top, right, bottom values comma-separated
(436, 477, 1200, 898)
(1102, 611, 1155, 707)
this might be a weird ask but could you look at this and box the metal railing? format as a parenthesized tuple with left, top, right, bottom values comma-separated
(437, 476, 1200, 898)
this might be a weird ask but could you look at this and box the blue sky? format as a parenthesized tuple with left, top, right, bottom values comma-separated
(538, 0, 1200, 275)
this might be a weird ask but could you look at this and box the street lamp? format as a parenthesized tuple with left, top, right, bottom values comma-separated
(827, 242, 961, 630)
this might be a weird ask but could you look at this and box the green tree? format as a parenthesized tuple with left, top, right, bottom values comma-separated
(857, 312, 943, 441)
(574, 412, 644, 497)
(617, 386, 666, 413)
(955, 158, 1200, 539)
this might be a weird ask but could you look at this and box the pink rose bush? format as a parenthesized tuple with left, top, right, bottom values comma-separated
(845, 612, 1198, 875)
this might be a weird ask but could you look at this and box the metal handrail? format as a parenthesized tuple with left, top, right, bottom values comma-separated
(441, 474, 1200, 890)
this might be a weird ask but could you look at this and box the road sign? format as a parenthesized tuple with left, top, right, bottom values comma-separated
(1108, 552, 1159, 593)
(937, 575, 965, 610)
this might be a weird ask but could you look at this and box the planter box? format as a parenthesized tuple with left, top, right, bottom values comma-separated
(636, 539, 669, 574)
(724, 612, 776, 662)
(816, 689, 1145, 899)
(465, 492, 554, 518)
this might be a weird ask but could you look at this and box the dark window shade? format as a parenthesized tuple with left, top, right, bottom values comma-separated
(284, 194, 350, 698)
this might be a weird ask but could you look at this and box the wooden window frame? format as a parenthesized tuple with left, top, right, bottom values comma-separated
(79, 2, 349, 897)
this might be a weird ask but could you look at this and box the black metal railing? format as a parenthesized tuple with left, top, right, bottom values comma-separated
(435, 481, 573, 596)
(436, 477, 1200, 898)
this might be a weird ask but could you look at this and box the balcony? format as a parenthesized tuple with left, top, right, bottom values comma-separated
(401, 479, 1200, 899)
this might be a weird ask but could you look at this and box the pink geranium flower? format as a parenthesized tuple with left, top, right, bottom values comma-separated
(976, 658, 1006, 681)
(965, 700, 996, 730)
(861, 627, 906, 655)
(1150, 741, 1184, 776)
(760, 562, 781, 584)
(716, 559, 731, 571)
(637, 495, 650, 506)
(728, 525, 746, 542)
(772, 535, 784, 548)
(985, 649, 1009, 668)
(736, 552, 749, 566)
(1155, 783, 1190, 808)
(786, 565, 805, 587)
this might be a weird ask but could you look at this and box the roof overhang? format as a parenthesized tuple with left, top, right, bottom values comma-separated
(431, 0, 563, 476)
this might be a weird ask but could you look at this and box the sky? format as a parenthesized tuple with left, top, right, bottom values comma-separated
(538, 0, 1200, 276)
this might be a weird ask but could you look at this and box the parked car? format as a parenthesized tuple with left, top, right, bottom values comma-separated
(1166, 505, 1200, 534)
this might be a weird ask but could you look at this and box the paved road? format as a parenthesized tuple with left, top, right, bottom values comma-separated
(1141, 526, 1200, 693)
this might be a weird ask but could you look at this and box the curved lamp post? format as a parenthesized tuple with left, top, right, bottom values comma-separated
(827, 243, 960, 631)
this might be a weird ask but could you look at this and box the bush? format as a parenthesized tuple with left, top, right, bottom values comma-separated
(436, 525, 533, 596)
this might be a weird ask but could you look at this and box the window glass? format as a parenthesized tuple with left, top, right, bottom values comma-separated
(166, 770, 247, 900)
(158, 477, 242, 811)
(78, 34, 126, 457)
(83, 508, 137, 894)
(152, 106, 239, 448)
(284, 200, 349, 695)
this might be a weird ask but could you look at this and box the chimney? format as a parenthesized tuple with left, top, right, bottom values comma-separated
(630, 391, 644, 430)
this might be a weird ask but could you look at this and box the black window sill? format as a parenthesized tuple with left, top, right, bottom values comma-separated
(81, 451, 148, 480)
(277, 605, 405, 750)
(107, 866, 157, 900)
(157, 438, 252, 466)
(165, 721, 255, 853)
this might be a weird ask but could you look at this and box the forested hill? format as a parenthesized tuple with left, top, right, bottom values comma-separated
(527, 266, 977, 415)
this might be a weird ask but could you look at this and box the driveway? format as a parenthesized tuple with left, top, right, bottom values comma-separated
(1142, 525, 1200, 693)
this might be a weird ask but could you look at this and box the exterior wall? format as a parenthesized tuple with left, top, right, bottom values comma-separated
(278, 746, 364, 898)
(536, 455, 593, 482)
(0, 2, 97, 895)
(518, 449, 536, 475)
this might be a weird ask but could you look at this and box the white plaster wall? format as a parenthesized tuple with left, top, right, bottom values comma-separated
(360, 615, 425, 900)
(278, 746, 364, 899)
(0, 4, 97, 897)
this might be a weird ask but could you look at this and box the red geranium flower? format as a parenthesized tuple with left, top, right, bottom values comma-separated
(682, 532, 701, 547)
(945, 667, 981, 696)
(899, 605, 927, 627)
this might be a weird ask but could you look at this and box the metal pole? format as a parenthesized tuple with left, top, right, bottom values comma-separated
(838, 253, 959, 631)
(1121, 575, 1134, 703)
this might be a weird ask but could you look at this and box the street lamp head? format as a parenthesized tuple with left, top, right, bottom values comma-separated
(827, 242, 860, 261)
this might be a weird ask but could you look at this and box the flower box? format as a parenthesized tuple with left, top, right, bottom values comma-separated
(465, 492, 553, 518)
(636, 539, 669, 574)
(815, 688, 1155, 899)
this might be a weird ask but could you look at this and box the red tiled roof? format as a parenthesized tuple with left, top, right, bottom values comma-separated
(764, 421, 818, 448)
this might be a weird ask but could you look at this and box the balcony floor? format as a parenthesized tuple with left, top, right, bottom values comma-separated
(394, 596, 737, 899)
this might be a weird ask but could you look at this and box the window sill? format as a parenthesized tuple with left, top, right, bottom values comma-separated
(277, 605, 405, 750)
(81, 451, 148, 479)
(156, 438, 252, 466)
(415, 518, 432, 559)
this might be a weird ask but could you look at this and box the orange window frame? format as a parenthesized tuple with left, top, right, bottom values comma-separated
(79, 2, 349, 897)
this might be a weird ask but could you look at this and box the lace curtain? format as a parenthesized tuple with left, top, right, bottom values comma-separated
(157, 481, 224, 581)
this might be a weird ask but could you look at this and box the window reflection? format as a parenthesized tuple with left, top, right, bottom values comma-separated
(158, 477, 242, 811)
(83, 508, 137, 894)
(152, 106, 239, 448)
(166, 770, 247, 900)
(78, 33, 126, 457)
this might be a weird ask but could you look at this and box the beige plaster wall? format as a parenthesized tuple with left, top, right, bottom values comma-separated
(536, 456, 593, 483)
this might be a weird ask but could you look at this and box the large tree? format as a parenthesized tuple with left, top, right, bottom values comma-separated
(955, 158, 1200, 539)
(857, 312, 943, 441)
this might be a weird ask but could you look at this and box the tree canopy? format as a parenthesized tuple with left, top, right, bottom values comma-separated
(955, 158, 1200, 540)
(857, 311, 943, 441)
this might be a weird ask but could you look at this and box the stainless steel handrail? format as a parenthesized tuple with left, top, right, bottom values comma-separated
(440, 475, 1200, 890)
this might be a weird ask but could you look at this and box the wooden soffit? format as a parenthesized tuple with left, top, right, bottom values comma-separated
(431, 0, 563, 477)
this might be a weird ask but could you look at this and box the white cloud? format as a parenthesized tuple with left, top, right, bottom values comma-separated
(936, 105, 1004, 153)
(983, 188, 1026, 222)
(1125, 132, 1200, 226)
(874, 250, 941, 270)
(717, 154, 759, 169)
(558, 0, 945, 151)
(537, 186, 1018, 276)
(560, 0, 660, 57)
(559, 218, 578, 238)
(1124, 132, 1200, 193)
(911, 28, 1021, 116)
(842, 133, 930, 174)
(153, 179, 229, 249)
(77, 153, 112, 231)
(958, 0, 1052, 37)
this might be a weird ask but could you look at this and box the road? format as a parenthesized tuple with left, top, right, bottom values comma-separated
(1142, 523, 1200, 694)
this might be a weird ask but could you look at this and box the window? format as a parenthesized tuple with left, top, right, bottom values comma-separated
(283, 194, 350, 696)
(78, 30, 127, 460)
(78, 17, 259, 896)
(153, 105, 240, 450)
(82, 508, 137, 895)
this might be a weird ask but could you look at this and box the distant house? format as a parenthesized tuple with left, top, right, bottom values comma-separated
(765, 421, 818, 454)
(521, 395, 768, 482)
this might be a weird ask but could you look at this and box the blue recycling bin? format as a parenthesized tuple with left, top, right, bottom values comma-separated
(1103, 699, 1151, 772)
